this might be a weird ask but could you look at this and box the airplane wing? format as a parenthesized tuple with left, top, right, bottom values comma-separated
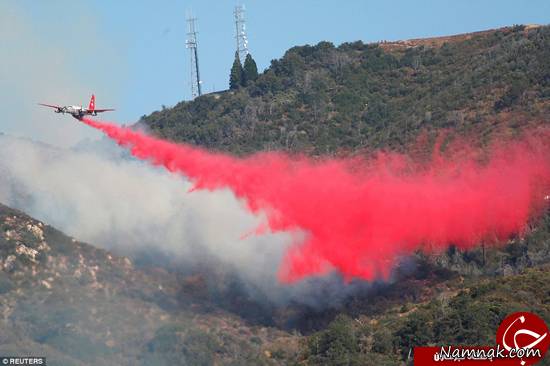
(93, 108, 115, 113)
(38, 103, 62, 109)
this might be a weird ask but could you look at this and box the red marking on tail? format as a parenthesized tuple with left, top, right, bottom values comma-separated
(88, 94, 95, 112)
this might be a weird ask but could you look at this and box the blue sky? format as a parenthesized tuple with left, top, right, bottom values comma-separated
(1, 0, 549, 146)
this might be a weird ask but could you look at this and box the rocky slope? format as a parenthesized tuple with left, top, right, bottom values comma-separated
(0, 203, 300, 365)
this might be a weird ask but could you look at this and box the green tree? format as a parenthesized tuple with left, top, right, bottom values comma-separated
(308, 314, 361, 365)
(229, 52, 243, 90)
(242, 53, 259, 86)
(372, 328, 394, 354)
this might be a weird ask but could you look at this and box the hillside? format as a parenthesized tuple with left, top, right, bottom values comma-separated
(142, 25, 549, 154)
(1, 202, 548, 365)
(299, 265, 550, 365)
(0, 203, 300, 365)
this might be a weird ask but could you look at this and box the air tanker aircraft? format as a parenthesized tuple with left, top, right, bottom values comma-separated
(39, 94, 114, 120)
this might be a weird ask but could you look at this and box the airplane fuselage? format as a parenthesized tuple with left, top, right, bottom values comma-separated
(55, 105, 98, 119)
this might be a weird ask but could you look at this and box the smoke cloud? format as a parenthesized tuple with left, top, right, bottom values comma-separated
(0, 134, 366, 307)
(79, 118, 550, 283)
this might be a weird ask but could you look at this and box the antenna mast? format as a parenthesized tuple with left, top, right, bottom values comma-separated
(186, 14, 202, 99)
(234, 5, 249, 63)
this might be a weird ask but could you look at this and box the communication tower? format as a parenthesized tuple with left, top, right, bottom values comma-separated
(186, 14, 202, 98)
(234, 5, 249, 63)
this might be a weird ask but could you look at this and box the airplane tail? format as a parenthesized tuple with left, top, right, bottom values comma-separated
(88, 94, 95, 112)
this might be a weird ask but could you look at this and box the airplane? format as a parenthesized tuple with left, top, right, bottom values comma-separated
(38, 94, 114, 120)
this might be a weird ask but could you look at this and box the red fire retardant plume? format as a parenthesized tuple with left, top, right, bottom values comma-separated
(81, 118, 550, 283)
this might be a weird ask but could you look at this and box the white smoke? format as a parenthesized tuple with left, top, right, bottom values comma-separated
(0, 134, 368, 307)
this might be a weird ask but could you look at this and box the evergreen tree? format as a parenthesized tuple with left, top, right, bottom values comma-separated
(242, 53, 259, 86)
(229, 52, 243, 90)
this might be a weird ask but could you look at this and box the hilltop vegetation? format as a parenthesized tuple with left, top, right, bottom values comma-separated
(143, 25, 549, 155)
